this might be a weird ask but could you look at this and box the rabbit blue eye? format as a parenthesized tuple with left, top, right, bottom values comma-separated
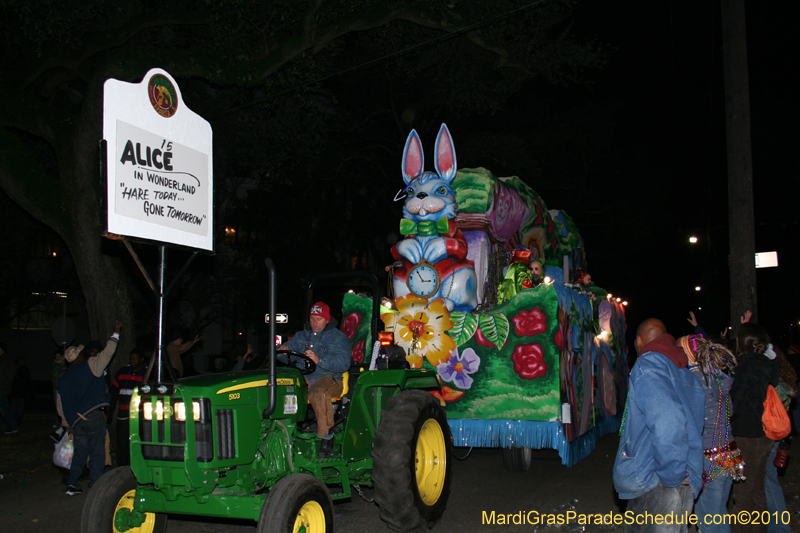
(436, 186, 447, 195)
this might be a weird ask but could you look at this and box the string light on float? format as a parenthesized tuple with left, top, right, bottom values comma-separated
(544, 276, 552, 284)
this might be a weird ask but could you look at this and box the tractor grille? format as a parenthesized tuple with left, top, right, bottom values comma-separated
(215, 409, 236, 459)
(138, 397, 213, 462)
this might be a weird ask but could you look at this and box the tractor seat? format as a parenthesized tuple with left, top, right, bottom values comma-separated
(330, 371, 350, 402)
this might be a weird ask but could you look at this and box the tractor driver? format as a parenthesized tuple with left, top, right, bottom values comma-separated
(277, 302, 352, 457)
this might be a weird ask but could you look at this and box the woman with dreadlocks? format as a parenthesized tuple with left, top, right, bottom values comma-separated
(677, 334, 742, 533)
(728, 323, 780, 533)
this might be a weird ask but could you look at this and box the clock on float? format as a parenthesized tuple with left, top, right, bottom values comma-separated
(406, 259, 441, 298)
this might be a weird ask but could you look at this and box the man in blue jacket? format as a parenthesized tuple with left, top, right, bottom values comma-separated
(278, 302, 351, 457)
(613, 318, 705, 532)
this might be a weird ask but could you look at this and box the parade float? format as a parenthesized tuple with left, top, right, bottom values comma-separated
(355, 123, 629, 468)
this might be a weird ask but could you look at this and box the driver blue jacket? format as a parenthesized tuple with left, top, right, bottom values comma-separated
(280, 318, 352, 383)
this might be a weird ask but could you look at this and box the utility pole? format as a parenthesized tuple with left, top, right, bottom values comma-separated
(721, 0, 757, 327)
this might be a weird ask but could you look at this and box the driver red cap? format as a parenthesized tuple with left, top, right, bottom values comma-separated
(310, 302, 331, 322)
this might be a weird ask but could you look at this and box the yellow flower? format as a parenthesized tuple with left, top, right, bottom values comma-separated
(383, 296, 455, 368)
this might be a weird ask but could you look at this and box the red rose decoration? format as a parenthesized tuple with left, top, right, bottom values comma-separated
(512, 343, 548, 379)
(341, 312, 362, 340)
(475, 327, 495, 348)
(512, 307, 547, 337)
(351, 340, 366, 364)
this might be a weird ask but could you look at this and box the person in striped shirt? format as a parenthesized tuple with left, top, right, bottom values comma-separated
(110, 348, 147, 466)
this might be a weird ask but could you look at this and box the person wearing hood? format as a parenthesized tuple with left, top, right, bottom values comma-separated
(613, 319, 705, 532)
(677, 335, 742, 533)
(728, 322, 780, 533)
(278, 301, 351, 457)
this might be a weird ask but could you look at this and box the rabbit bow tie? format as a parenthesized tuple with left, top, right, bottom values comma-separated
(399, 217, 450, 236)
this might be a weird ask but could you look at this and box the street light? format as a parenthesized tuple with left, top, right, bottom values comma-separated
(689, 236, 698, 244)
(695, 286, 702, 292)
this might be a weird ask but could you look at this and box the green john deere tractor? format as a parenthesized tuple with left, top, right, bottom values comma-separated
(81, 261, 452, 533)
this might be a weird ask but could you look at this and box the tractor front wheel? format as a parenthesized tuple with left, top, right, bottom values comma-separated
(80, 466, 167, 533)
(257, 474, 334, 533)
(373, 389, 453, 532)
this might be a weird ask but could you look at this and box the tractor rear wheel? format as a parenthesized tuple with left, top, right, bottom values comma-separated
(257, 474, 334, 533)
(80, 466, 167, 533)
(373, 389, 453, 532)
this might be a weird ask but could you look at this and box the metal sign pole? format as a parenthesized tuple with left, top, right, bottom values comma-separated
(157, 245, 166, 383)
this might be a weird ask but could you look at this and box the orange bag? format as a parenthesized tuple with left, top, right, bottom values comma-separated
(762, 385, 791, 441)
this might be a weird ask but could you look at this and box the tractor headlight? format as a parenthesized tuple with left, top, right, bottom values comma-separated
(174, 401, 201, 421)
(143, 400, 165, 421)
(130, 392, 141, 413)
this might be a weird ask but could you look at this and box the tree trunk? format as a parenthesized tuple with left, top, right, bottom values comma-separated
(59, 74, 137, 377)
(721, 0, 756, 329)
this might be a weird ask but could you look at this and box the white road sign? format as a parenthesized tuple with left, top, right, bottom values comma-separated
(265, 313, 289, 324)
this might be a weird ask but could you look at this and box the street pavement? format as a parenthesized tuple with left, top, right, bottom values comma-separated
(2, 414, 799, 532)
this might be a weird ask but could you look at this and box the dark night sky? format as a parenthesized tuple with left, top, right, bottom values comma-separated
(2, 1, 797, 349)
(562, 1, 799, 344)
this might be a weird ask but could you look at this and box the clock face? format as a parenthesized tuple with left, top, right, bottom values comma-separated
(407, 263, 440, 298)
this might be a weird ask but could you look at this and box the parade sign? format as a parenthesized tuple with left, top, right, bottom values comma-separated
(104, 68, 213, 251)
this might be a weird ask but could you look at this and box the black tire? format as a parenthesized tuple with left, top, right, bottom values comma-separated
(373, 389, 453, 532)
(257, 474, 334, 533)
(80, 466, 167, 533)
(502, 447, 532, 472)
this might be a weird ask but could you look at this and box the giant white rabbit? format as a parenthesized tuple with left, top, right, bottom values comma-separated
(391, 124, 479, 312)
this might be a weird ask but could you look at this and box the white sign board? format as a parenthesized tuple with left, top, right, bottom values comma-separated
(755, 251, 778, 268)
(265, 313, 289, 324)
(104, 68, 214, 251)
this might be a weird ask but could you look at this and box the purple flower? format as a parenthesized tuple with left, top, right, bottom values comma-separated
(437, 348, 480, 390)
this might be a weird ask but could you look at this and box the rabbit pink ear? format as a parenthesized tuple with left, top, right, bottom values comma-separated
(402, 130, 424, 185)
(434, 123, 457, 183)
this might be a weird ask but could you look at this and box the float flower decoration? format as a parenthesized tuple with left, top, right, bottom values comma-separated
(383, 295, 455, 368)
(351, 339, 366, 364)
(430, 385, 465, 406)
(341, 312, 361, 340)
(437, 347, 480, 390)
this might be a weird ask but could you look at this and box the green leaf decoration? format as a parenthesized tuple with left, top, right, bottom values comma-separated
(479, 312, 510, 348)
(449, 311, 478, 346)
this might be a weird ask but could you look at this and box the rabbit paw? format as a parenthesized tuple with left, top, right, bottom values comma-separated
(396, 239, 423, 265)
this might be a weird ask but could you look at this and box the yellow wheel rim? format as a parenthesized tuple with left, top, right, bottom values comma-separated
(293, 500, 326, 533)
(114, 489, 158, 533)
(415, 417, 446, 506)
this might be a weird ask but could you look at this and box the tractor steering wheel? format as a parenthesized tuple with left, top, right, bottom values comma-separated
(275, 349, 317, 375)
